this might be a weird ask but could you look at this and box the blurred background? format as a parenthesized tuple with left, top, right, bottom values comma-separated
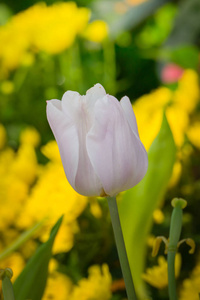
(0, 0, 200, 299)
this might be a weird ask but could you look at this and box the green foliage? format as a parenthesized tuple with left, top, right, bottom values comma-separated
(136, 3, 177, 48)
(0, 1, 200, 299)
(96, 0, 171, 38)
(119, 114, 176, 298)
(13, 216, 63, 300)
(164, 0, 200, 46)
(0, 220, 44, 261)
(170, 45, 199, 70)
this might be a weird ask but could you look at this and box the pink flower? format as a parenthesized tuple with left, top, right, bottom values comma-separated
(46, 84, 148, 197)
(161, 64, 184, 83)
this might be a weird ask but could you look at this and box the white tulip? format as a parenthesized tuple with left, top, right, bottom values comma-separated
(46, 84, 148, 197)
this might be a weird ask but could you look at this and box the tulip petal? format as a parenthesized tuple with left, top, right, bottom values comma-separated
(60, 92, 103, 196)
(87, 95, 148, 196)
(86, 83, 106, 106)
(75, 141, 103, 196)
(120, 96, 139, 137)
(61, 84, 106, 120)
(46, 100, 79, 189)
(61, 91, 81, 120)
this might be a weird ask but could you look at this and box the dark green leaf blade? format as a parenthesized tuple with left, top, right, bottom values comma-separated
(13, 216, 63, 300)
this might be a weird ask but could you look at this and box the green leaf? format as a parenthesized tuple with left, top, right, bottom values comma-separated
(0, 220, 44, 261)
(13, 216, 63, 300)
(119, 113, 176, 298)
(170, 45, 199, 70)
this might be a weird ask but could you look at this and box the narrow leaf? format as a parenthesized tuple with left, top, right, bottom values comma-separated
(13, 216, 63, 300)
(119, 113, 176, 298)
(0, 219, 44, 261)
(2, 275, 15, 300)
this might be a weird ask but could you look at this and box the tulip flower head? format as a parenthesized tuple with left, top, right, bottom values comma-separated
(46, 84, 148, 197)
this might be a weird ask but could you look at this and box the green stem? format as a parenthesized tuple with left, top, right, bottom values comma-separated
(2, 275, 15, 300)
(0, 220, 44, 261)
(167, 200, 184, 300)
(107, 197, 137, 300)
(168, 251, 177, 300)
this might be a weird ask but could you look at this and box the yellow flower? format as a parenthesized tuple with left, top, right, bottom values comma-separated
(30, 3, 90, 54)
(0, 22, 30, 77)
(133, 70, 200, 151)
(42, 263, 112, 300)
(70, 264, 112, 300)
(83, 20, 109, 43)
(0, 127, 41, 231)
(153, 209, 164, 224)
(168, 160, 182, 188)
(0, 253, 25, 282)
(0, 175, 28, 230)
(133, 87, 172, 150)
(41, 140, 61, 162)
(187, 121, 200, 149)
(0, 2, 91, 75)
(166, 105, 189, 147)
(10, 144, 38, 185)
(142, 254, 181, 289)
(16, 140, 88, 252)
(0, 146, 31, 229)
(180, 265, 200, 300)
(40, 219, 78, 254)
(0, 129, 88, 261)
(132, 69, 199, 188)
(19, 162, 87, 225)
(20, 127, 41, 148)
(42, 271, 72, 300)
(173, 69, 200, 114)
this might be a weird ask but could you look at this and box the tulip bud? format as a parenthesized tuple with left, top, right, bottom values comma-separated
(46, 84, 148, 197)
